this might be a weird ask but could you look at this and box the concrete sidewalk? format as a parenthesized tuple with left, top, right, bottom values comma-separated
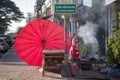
(0, 47, 71, 80)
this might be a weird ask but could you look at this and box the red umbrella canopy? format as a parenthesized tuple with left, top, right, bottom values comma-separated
(14, 19, 71, 66)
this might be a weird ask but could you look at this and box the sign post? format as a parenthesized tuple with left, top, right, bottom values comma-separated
(54, 3, 77, 77)
(54, 3, 77, 58)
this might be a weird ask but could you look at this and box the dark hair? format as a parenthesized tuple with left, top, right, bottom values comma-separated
(73, 33, 76, 37)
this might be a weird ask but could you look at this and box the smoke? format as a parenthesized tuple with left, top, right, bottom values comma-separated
(76, 0, 106, 57)
(78, 21, 99, 58)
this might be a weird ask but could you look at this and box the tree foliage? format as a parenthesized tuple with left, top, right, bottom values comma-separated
(26, 13, 33, 23)
(0, 0, 24, 34)
(107, 29, 120, 68)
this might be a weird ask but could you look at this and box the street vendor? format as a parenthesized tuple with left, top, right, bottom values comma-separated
(69, 33, 80, 60)
(69, 33, 81, 76)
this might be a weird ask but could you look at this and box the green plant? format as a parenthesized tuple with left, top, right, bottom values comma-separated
(107, 29, 120, 68)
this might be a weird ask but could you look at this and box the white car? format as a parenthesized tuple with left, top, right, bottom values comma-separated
(0, 37, 9, 53)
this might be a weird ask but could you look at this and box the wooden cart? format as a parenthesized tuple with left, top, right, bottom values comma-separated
(42, 50, 65, 75)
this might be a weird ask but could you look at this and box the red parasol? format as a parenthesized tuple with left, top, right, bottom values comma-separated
(14, 19, 71, 66)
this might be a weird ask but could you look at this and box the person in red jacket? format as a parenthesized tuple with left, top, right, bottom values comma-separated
(71, 34, 80, 60)
(69, 34, 81, 76)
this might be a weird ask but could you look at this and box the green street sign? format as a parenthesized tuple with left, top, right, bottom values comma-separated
(54, 4, 77, 14)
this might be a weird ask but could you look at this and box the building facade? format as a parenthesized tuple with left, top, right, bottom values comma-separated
(34, 0, 120, 56)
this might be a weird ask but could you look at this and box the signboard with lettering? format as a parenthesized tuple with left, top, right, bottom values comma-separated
(54, 4, 77, 14)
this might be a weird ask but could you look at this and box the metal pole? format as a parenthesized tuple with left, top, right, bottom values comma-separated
(64, 15, 67, 53)
(63, 14, 68, 60)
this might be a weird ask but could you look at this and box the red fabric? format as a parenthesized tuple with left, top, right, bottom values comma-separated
(14, 19, 71, 66)
(72, 40, 79, 60)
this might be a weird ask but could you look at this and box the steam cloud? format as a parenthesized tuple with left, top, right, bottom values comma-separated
(78, 21, 99, 58)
